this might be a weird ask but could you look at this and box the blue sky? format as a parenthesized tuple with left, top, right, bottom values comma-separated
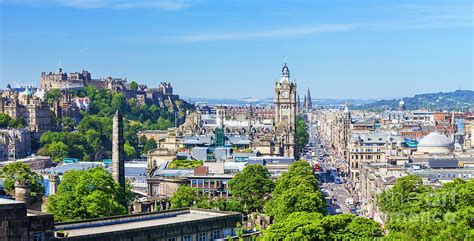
(0, 0, 472, 99)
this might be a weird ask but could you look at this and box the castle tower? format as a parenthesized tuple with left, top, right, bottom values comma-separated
(112, 110, 125, 191)
(274, 61, 297, 158)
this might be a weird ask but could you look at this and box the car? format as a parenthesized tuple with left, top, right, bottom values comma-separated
(351, 208, 359, 215)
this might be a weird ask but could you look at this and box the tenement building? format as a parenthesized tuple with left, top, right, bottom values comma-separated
(0, 128, 31, 161)
(0, 86, 51, 134)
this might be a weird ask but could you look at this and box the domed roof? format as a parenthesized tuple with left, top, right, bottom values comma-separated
(21, 87, 32, 97)
(281, 63, 290, 78)
(399, 99, 405, 106)
(418, 132, 453, 148)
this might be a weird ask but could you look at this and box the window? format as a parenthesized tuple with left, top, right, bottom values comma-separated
(167, 238, 176, 241)
(213, 230, 221, 239)
(198, 232, 207, 241)
(32, 232, 44, 241)
(183, 235, 192, 241)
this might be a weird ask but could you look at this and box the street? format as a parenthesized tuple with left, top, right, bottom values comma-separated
(303, 121, 358, 216)
(321, 182, 352, 215)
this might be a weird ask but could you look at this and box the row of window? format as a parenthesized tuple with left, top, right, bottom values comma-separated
(351, 148, 382, 152)
(167, 230, 223, 241)
(351, 155, 381, 160)
(190, 179, 228, 189)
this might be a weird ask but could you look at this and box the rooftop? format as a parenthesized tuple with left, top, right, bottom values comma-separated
(55, 208, 237, 238)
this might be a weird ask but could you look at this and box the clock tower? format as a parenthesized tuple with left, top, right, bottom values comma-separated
(274, 61, 297, 158)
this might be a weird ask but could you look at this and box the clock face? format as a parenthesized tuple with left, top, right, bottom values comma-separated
(281, 91, 289, 98)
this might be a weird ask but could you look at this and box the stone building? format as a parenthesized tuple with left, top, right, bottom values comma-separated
(1, 198, 241, 241)
(173, 62, 297, 159)
(0, 198, 54, 241)
(0, 86, 51, 134)
(40, 68, 90, 89)
(0, 128, 31, 161)
(348, 133, 405, 186)
(273, 61, 297, 158)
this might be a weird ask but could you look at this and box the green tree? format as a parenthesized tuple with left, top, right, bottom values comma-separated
(45, 89, 61, 104)
(378, 176, 473, 240)
(85, 129, 101, 154)
(124, 141, 137, 161)
(111, 93, 127, 113)
(296, 116, 309, 157)
(143, 138, 157, 154)
(0, 113, 12, 128)
(155, 117, 173, 130)
(130, 81, 139, 91)
(61, 117, 75, 132)
(47, 141, 69, 162)
(229, 164, 274, 213)
(265, 161, 326, 221)
(8, 117, 26, 128)
(263, 212, 383, 240)
(170, 185, 199, 208)
(47, 167, 130, 222)
(0, 162, 45, 201)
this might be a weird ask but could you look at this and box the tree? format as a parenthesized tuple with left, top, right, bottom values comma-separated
(378, 176, 474, 240)
(229, 164, 274, 213)
(124, 141, 137, 161)
(143, 138, 157, 154)
(47, 141, 69, 162)
(377, 175, 431, 214)
(45, 89, 61, 104)
(0, 113, 12, 128)
(170, 186, 199, 209)
(130, 81, 138, 91)
(111, 93, 127, 113)
(0, 162, 45, 201)
(263, 212, 383, 240)
(61, 117, 75, 132)
(47, 167, 130, 222)
(85, 129, 101, 154)
(265, 161, 326, 221)
(296, 116, 309, 157)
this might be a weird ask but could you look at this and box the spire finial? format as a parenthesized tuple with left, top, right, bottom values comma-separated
(284, 54, 287, 65)
(58, 58, 63, 73)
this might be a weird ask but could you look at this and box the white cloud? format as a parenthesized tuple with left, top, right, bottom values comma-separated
(167, 24, 355, 43)
(166, 3, 473, 43)
(0, 0, 191, 10)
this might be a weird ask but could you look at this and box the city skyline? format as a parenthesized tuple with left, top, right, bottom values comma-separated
(1, 0, 473, 99)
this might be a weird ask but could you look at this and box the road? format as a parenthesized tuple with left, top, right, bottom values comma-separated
(305, 121, 356, 215)
(321, 182, 352, 215)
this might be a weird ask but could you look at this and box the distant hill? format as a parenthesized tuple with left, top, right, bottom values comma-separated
(355, 90, 473, 111)
(185, 97, 377, 107)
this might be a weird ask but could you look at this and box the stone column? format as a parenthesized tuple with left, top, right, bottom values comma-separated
(15, 180, 31, 203)
(49, 174, 59, 195)
(112, 110, 125, 191)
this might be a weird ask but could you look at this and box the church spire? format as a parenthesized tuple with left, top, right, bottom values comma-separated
(306, 88, 312, 111)
(297, 94, 301, 113)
